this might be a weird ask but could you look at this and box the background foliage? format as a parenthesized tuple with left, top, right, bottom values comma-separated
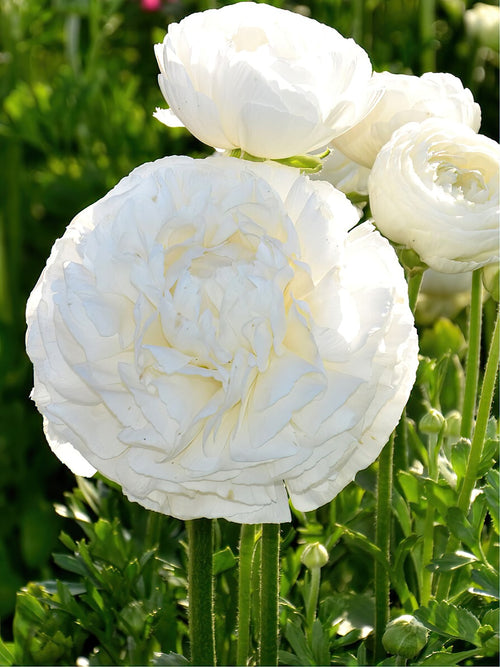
(0, 0, 498, 664)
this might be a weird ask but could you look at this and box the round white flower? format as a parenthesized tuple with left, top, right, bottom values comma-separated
(26, 155, 418, 523)
(369, 118, 500, 273)
(333, 71, 481, 167)
(153, 2, 375, 159)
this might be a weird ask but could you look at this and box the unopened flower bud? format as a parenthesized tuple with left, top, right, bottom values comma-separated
(419, 408, 445, 435)
(382, 615, 428, 658)
(301, 542, 329, 570)
(444, 410, 462, 437)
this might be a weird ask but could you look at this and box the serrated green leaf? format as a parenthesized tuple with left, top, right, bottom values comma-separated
(450, 439, 471, 483)
(471, 566, 499, 600)
(278, 649, 304, 666)
(482, 608, 499, 633)
(415, 600, 481, 646)
(336, 525, 390, 572)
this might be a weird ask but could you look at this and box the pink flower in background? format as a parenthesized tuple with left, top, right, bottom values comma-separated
(141, 0, 162, 11)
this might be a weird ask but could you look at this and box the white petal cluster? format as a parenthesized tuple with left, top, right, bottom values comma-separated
(26, 156, 418, 523)
(369, 118, 500, 273)
(333, 71, 481, 168)
(154, 2, 375, 159)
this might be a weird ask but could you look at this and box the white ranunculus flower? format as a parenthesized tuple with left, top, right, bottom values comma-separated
(153, 2, 375, 160)
(333, 71, 481, 167)
(369, 118, 500, 273)
(465, 3, 500, 51)
(26, 155, 418, 524)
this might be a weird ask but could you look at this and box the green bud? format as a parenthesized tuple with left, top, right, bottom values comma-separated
(382, 615, 428, 658)
(301, 541, 329, 570)
(482, 263, 499, 302)
(419, 408, 445, 435)
(444, 410, 462, 437)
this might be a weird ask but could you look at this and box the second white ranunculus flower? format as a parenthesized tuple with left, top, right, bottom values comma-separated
(154, 2, 375, 159)
(26, 156, 418, 523)
(369, 118, 500, 273)
(333, 71, 481, 167)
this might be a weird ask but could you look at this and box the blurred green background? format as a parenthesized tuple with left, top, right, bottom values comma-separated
(0, 0, 498, 635)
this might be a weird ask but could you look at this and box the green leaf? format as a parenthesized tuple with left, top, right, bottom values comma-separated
(415, 600, 481, 646)
(0, 637, 15, 666)
(152, 651, 189, 665)
(425, 480, 458, 521)
(213, 546, 237, 575)
(450, 439, 471, 483)
(311, 618, 330, 665)
(484, 470, 499, 532)
(446, 507, 477, 553)
(52, 552, 91, 578)
(284, 618, 315, 665)
(419, 318, 466, 358)
(336, 525, 390, 572)
(420, 648, 483, 665)
(427, 550, 477, 572)
(470, 566, 499, 600)
(398, 470, 422, 505)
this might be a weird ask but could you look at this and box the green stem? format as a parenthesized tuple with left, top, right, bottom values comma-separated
(436, 306, 499, 600)
(458, 307, 499, 512)
(259, 524, 280, 667)
(419, 0, 436, 72)
(237, 524, 256, 666)
(461, 270, 483, 440)
(420, 432, 441, 605)
(305, 567, 321, 634)
(374, 434, 394, 662)
(186, 519, 216, 666)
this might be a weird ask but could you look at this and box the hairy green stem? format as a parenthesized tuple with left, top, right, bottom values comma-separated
(259, 524, 280, 666)
(374, 434, 394, 662)
(458, 307, 499, 512)
(421, 431, 442, 604)
(186, 519, 216, 666)
(461, 270, 483, 440)
(237, 524, 256, 666)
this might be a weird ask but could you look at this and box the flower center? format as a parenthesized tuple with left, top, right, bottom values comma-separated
(231, 26, 269, 52)
(433, 160, 488, 203)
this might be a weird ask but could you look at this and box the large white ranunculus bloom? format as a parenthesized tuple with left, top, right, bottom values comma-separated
(369, 118, 500, 273)
(153, 2, 375, 160)
(333, 71, 481, 167)
(26, 155, 418, 524)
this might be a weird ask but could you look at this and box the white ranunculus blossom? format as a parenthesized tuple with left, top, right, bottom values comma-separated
(465, 3, 500, 51)
(153, 2, 375, 160)
(26, 155, 418, 524)
(369, 118, 500, 273)
(333, 71, 481, 167)
(311, 148, 370, 197)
